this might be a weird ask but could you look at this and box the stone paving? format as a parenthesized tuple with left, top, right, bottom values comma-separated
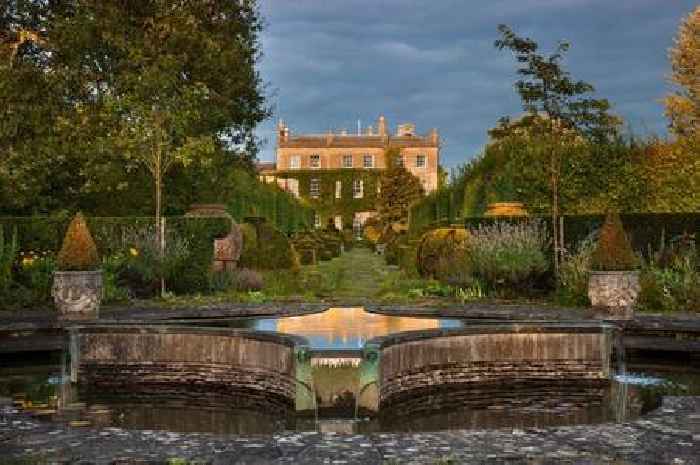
(1, 397, 699, 464)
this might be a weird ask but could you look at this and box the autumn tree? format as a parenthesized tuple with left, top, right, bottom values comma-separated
(494, 25, 620, 274)
(664, 6, 700, 147)
(376, 147, 425, 228)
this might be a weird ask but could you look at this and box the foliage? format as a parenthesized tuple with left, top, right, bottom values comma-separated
(233, 268, 265, 292)
(0, 226, 18, 291)
(664, 6, 700, 145)
(238, 220, 297, 270)
(56, 213, 99, 271)
(637, 233, 699, 312)
(274, 169, 380, 228)
(0, 0, 268, 216)
(590, 212, 637, 271)
(417, 228, 471, 285)
(556, 233, 597, 306)
(466, 220, 550, 294)
(376, 147, 425, 228)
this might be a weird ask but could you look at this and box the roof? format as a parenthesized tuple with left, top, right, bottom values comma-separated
(255, 161, 277, 173)
(279, 134, 438, 149)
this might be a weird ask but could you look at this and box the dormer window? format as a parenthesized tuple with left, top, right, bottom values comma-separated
(310, 154, 321, 169)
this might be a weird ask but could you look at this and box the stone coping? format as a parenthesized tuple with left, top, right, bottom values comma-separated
(72, 324, 310, 349)
(367, 321, 617, 350)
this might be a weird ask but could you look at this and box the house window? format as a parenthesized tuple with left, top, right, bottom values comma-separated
(335, 180, 342, 199)
(353, 215, 362, 238)
(415, 154, 426, 168)
(342, 155, 353, 168)
(290, 155, 300, 170)
(334, 215, 343, 231)
(363, 154, 374, 169)
(314, 213, 321, 229)
(310, 178, 320, 198)
(395, 154, 404, 167)
(353, 179, 364, 199)
(289, 178, 299, 198)
(310, 154, 321, 169)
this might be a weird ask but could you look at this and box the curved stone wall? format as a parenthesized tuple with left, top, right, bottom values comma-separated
(370, 322, 614, 408)
(71, 326, 307, 412)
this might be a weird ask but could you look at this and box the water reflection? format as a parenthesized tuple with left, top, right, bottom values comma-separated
(254, 307, 461, 350)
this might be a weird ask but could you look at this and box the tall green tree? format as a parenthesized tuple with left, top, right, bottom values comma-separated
(494, 24, 620, 274)
(376, 147, 425, 228)
(0, 0, 268, 216)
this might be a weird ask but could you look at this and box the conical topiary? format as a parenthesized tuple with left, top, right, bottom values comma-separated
(57, 212, 100, 271)
(590, 212, 637, 271)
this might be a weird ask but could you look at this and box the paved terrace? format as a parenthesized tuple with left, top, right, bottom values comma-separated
(1, 397, 698, 464)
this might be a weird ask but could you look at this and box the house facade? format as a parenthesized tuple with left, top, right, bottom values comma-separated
(260, 115, 440, 231)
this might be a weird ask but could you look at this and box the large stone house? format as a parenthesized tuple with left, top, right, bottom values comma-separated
(259, 115, 440, 232)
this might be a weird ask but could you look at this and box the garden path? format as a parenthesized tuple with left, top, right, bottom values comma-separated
(312, 246, 392, 299)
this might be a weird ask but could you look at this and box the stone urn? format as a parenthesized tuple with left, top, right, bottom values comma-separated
(52, 270, 103, 319)
(587, 271, 640, 319)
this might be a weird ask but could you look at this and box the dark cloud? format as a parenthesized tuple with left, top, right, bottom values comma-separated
(255, 0, 696, 169)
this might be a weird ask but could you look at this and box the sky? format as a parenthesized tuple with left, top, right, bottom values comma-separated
(255, 0, 697, 170)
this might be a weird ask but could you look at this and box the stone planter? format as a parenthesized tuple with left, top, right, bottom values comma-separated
(588, 270, 640, 319)
(52, 270, 103, 319)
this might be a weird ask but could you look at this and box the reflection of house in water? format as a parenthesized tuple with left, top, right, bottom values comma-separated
(274, 307, 444, 350)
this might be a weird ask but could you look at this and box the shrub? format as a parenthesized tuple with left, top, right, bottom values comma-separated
(0, 227, 18, 292)
(417, 228, 471, 284)
(234, 268, 264, 291)
(467, 220, 550, 294)
(637, 233, 699, 312)
(556, 233, 597, 306)
(14, 255, 56, 304)
(590, 212, 638, 271)
(239, 220, 297, 270)
(56, 213, 100, 271)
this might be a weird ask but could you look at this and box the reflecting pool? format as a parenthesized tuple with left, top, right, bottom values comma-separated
(214, 307, 462, 350)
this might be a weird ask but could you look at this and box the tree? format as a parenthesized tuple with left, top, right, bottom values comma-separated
(664, 6, 700, 146)
(0, 0, 268, 218)
(494, 24, 620, 275)
(376, 147, 425, 228)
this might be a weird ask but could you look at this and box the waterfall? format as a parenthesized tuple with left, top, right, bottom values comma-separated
(613, 326, 629, 422)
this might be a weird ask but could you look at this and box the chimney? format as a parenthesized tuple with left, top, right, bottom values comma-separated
(377, 115, 387, 136)
(429, 128, 439, 145)
(277, 120, 289, 143)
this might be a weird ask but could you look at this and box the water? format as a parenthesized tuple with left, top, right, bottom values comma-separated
(1, 309, 699, 435)
(210, 307, 462, 350)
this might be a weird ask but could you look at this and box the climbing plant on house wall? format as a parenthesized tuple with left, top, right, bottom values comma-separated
(274, 170, 380, 228)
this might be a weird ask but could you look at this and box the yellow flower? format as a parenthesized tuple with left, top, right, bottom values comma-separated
(21, 256, 35, 267)
(129, 247, 139, 257)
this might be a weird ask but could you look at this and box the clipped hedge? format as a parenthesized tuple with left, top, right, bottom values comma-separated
(238, 219, 298, 270)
